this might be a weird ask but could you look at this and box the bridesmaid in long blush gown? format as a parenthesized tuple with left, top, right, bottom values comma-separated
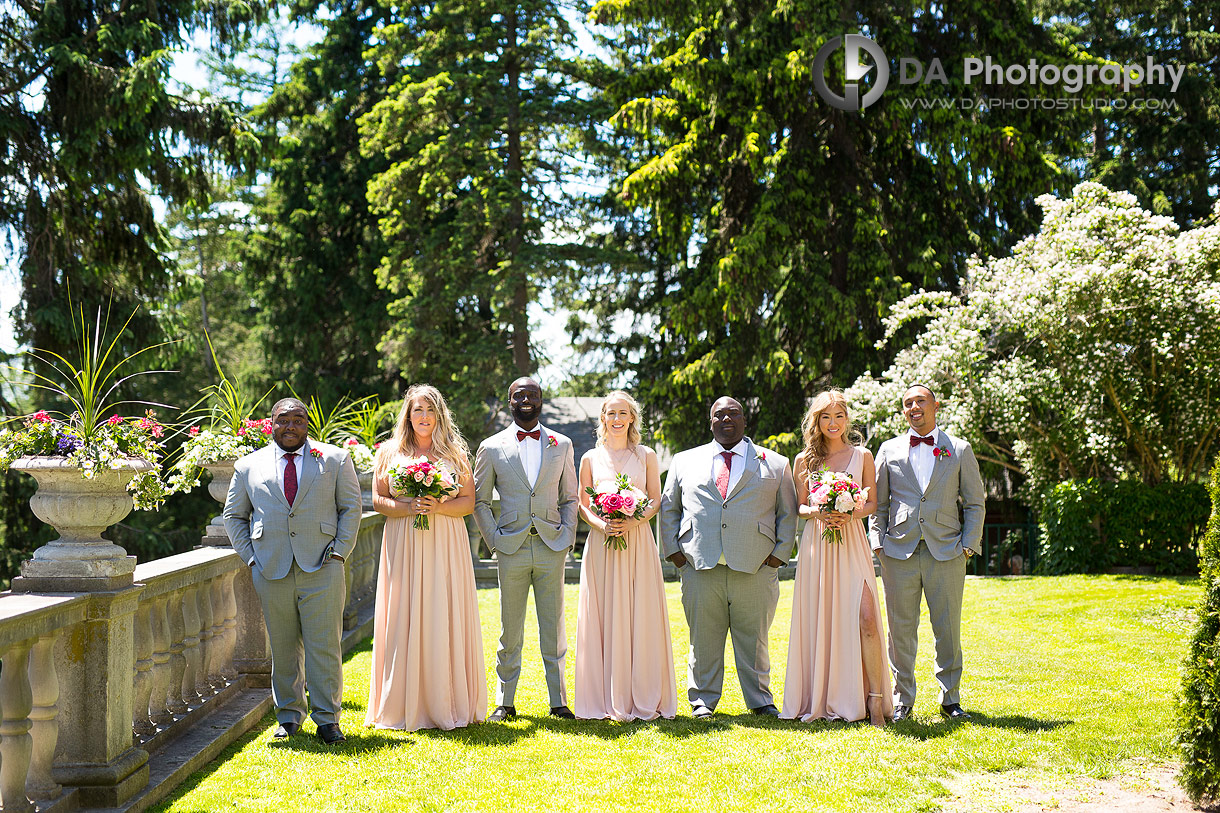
(782, 389, 892, 727)
(365, 384, 487, 731)
(575, 391, 677, 721)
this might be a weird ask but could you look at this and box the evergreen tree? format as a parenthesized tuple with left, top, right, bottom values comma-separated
(243, 0, 399, 407)
(581, 0, 1083, 449)
(360, 0, 601, 433)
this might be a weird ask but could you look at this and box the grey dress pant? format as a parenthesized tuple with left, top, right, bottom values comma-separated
(494, 534, 569, 708)
(679, 562, 780, 712)
(879, 541, 967, 707)
(252, 559, 347, 726)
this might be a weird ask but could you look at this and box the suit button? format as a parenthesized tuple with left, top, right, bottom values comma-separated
(920, 498, 925, 503)
(722, 524, 727, 529)
(290, 531, 297, 536)
(289, 512, 295, 518)
(919, 518, 924, 523)
(531, 512, 536, 518)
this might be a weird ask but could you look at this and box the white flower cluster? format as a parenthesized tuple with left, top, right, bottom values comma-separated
(847, 181, 1220, 502)
(345, 442, 376, 473)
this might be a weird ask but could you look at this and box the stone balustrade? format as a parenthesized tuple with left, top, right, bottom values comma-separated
(0, 510, 385, 812)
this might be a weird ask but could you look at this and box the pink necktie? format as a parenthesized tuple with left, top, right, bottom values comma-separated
(716, 451, 733, 499)
(284, 453, 298, 506)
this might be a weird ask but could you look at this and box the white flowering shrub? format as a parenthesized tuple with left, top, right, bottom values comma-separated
(847, 182, 1220, 503)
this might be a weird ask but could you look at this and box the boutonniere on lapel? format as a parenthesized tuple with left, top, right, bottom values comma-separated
(757, 451, 766, 463)
(546, 435, 558, 449)
(933, 446, 951, 460)
(310, 448, 324, 462)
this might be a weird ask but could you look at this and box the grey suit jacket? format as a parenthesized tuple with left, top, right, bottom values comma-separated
(224, 440, 363, 580)
(869, 429, 985, 561)
(473, 424, 579, 555)
(658, 439, 798, 573)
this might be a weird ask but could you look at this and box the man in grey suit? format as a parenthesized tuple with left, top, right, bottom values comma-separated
(659, 396, 798, 718)
(870, 384, 985, 722)
(473, 378, 579, 721)
(224, 397, 362, 744)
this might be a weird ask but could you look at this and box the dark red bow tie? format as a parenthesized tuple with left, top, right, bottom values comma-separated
(910, 435, 935, 447)
(517, 429, 541, 442)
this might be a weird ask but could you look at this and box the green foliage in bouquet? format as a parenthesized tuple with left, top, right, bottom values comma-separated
(1177, 455, 1220, 803)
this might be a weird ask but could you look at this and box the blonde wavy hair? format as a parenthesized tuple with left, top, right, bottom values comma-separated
(596, 390, 642, 448)
(797, 389, 863, 482)
(375, 384, 471, 479)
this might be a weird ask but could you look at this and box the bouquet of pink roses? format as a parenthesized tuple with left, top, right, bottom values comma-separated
(807, 469, 870, 544)
(585, 472, 652, 550)
(388, 456, 459, 530)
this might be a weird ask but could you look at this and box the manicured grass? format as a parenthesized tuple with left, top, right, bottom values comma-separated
(154, 575, 1199, 812)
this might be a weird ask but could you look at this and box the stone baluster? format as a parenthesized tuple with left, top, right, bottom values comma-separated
(166, 588, 190, 715)
(179, 585, 204, 708)
(207, 576, 228, 690)
(26, 633, 60, 801)
(132, 602, 156, 739)
(219, 571, 239, 681)
(149, 596, 175, 727)
(195, 580, 216, 697)
(0, 639, 36, 813)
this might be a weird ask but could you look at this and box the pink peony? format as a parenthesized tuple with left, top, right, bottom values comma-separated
(810, 484, 832, 506)
(620, 494, 636, 513)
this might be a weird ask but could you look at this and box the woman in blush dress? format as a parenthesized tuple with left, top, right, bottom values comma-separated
(782, 389, 892, 727)
(365, 385, 487, 730)
(574, 391, 677, 721)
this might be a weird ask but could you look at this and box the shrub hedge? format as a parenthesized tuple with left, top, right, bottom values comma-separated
(1037, 478, 1210, 575)
(1177, 457, 1220, 803)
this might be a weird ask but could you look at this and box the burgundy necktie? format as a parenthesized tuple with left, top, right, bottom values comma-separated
(716, 451, 733, 499)
(910, 435, 934, 447)
(517, 429, 541, 442)
(284, 453, 298, 506)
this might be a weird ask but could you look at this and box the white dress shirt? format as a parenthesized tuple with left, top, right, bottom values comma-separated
(907, 428, 940, 493)
(712, 439, 749, 565)
(275, 439, 311, 493)
(711, 439, 748, 497)
(515, 423, 543, 488)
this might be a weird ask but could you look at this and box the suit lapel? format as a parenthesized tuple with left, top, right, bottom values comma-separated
(263, 445, 291, 509)
(293, 442, 319, 505)
(724, 440, 758, 502)
(538, 423, 561, 477)
(922, 429, 952, 497)
(502, 428, 532, 488)
(893, 437, 919, 492)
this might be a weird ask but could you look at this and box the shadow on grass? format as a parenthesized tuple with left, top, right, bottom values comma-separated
(887, 712, 1072, 741)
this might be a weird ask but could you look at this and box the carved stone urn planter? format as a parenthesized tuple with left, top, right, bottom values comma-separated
(10, 455, 154, 591)
(358, 469, 374, 511)
(199, 460, 237, 545)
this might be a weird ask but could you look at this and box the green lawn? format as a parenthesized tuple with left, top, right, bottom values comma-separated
(154, 575, 1199, 812)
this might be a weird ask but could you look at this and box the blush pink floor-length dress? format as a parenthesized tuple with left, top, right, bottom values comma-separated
(782, 446, 894, 722)
(365, 456, 487, 730)
(574, 446, 677, 721)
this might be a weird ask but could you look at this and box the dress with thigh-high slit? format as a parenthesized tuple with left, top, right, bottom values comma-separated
(782, 446, 894, 722)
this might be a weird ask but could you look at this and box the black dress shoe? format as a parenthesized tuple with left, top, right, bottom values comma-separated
(892, 704, 913, 722)
(317, 723, 346, 744)
(692, 706, 715, 719)
(550, 705, 576, 719)
(489, 705, 517, 722)
(750, 704, 780, 717)
(940, 703, 971, 721)
(272, 722, 300, 739)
